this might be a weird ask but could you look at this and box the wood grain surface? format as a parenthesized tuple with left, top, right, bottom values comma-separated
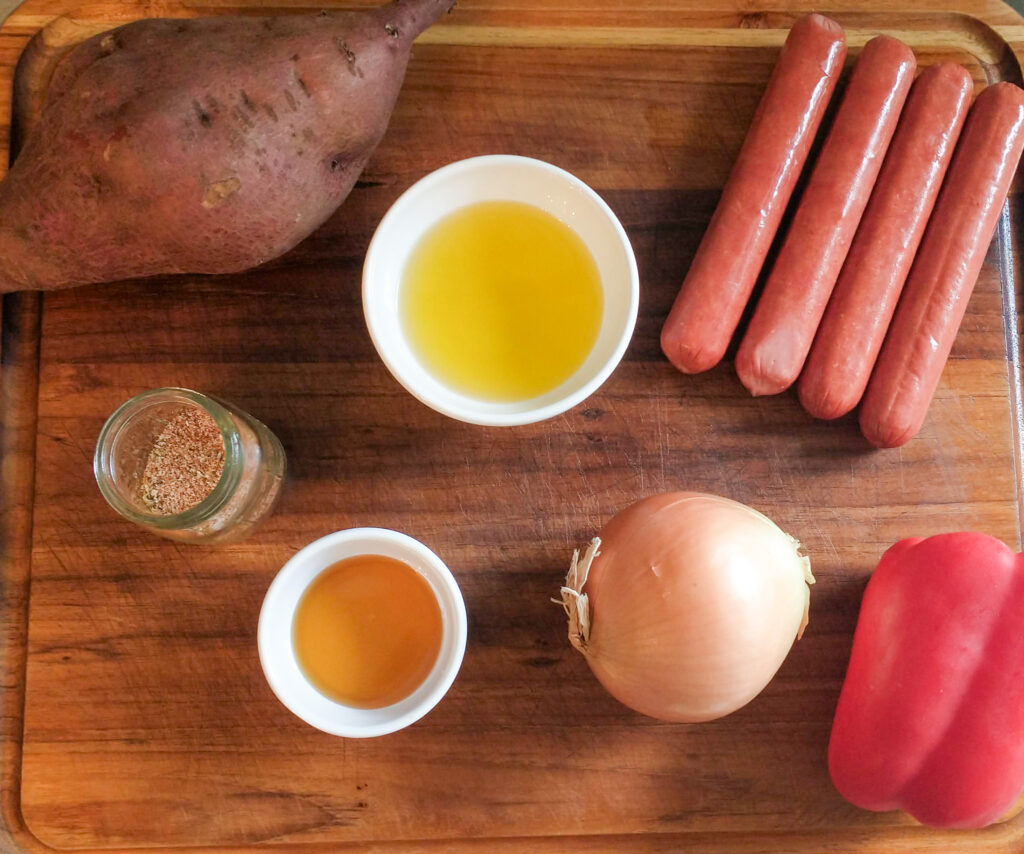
(4, 1, 1024, 852)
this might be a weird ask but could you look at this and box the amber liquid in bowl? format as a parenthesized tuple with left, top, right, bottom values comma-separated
(292, 555, 444, 709)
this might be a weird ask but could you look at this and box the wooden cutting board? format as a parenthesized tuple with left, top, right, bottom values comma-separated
(3, 0, 1024, 851)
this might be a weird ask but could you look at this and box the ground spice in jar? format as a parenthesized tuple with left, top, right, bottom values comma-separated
(138, 406, 226, 516)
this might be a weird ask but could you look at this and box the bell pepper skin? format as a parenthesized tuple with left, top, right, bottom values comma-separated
(828, 533, 1024, 828)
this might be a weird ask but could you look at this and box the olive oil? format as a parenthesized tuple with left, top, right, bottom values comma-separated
(293, 555, 443, 709)
(400, 200, 604, 402)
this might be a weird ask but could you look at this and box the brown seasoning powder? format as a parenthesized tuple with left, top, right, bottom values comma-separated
(138, 407, 226, 516)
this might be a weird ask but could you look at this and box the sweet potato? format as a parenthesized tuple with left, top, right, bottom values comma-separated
(0, 0, 452, 291)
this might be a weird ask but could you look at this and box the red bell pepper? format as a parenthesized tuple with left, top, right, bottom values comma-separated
(828, 532, 1024, 828)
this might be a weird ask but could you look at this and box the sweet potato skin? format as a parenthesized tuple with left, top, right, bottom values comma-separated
(0, 1, 449, 290)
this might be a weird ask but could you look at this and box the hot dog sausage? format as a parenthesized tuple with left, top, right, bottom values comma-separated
(798, 63, 973, 420)
(660, 14, 846, 375)
(734, 36, 916, 397)
(859, 82, 1024, 448)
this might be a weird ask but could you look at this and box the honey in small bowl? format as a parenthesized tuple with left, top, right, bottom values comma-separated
(292, 554, 443, 709)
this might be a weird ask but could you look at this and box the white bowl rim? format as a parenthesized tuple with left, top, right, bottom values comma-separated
(362, 154, 640, 427)
(257, 527, 467, 738)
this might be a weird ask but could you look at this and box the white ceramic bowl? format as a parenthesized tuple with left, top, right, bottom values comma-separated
(362, 155, 640, 426)
(258, 528, 467, 738)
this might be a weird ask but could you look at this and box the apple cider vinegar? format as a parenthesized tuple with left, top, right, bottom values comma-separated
(293, 555, 443, 709)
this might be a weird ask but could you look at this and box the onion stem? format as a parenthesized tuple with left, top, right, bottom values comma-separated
(554, 537, 601, 653)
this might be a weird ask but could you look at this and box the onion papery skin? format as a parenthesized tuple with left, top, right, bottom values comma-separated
(571, 492, 813, 723)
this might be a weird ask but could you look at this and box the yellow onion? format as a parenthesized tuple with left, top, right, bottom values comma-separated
(557, 492, 814, 722)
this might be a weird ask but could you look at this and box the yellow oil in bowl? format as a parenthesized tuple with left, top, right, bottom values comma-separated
(400, 201, 603, 403)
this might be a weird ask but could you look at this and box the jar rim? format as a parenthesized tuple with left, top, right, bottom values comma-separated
(93, 387, 244, 529)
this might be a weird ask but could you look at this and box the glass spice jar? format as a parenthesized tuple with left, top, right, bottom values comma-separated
(94, 388, 286, 544)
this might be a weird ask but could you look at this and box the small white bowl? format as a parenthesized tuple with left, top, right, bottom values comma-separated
(258, 528, 467, 738)
(362, 155, 640, 426)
